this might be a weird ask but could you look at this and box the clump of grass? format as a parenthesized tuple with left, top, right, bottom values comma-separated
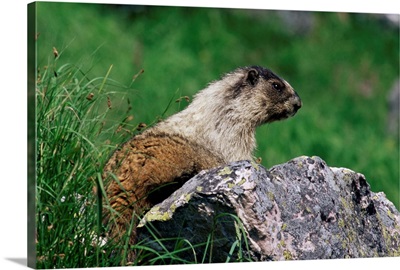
(35, 53, 140, 268)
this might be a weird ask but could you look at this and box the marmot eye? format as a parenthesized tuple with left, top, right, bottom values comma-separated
(272, 82, 283, 91)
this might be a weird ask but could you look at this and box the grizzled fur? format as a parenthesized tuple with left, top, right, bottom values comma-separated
(102, 66, 302, 262)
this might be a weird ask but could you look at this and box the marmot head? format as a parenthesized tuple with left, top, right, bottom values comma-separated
(154, 65, 302, 162)
(221, 66, 302, 127)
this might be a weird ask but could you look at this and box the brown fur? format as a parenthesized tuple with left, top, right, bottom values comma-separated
(102, 66, 301, 262)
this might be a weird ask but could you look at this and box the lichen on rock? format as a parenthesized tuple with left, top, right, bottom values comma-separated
(137, 156, 400, 262)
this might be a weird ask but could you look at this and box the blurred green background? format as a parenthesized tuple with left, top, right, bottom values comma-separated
(36, 2, 399, 208)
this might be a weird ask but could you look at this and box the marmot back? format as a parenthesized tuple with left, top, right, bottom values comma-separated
(102, 66, 302, 262)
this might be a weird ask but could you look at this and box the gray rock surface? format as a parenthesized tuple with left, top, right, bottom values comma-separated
(137, 156, 400, 263)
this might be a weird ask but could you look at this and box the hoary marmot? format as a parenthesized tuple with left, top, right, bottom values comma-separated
(102, 65, 302, 261)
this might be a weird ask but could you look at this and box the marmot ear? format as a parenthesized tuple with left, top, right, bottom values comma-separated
(246, 68, 259, 86)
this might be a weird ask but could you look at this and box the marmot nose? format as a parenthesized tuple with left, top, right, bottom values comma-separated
(292, 92, 302, 112)
(293, 100, 302, 112)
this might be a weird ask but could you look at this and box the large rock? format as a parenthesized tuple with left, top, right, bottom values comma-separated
(137, 156, 400, 263)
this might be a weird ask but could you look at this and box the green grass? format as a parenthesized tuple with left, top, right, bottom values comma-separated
(34, 2, 399, 268)
(35, 58, 130, 268)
